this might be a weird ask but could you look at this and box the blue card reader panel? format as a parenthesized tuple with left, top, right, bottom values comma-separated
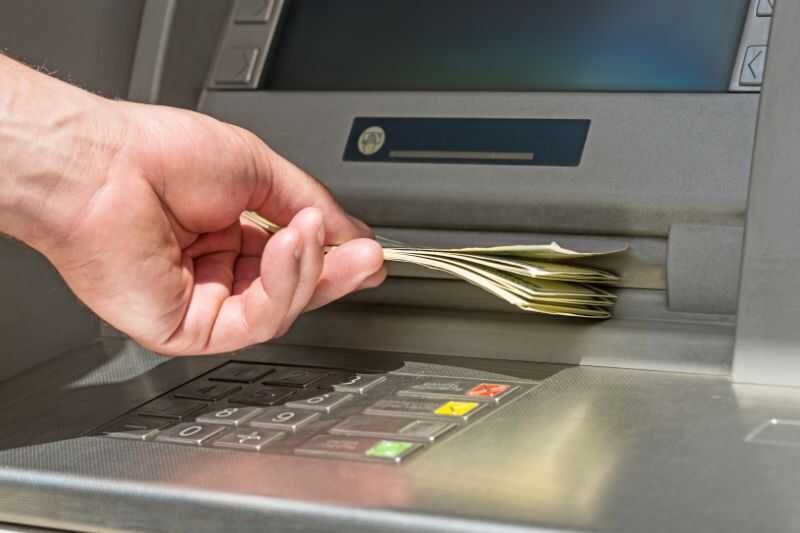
(343, 117, 590, 167)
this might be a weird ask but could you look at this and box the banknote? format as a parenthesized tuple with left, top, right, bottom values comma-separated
(241, 211, 624, 319)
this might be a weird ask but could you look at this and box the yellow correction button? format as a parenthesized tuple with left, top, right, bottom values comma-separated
(434, 401, 480, 417)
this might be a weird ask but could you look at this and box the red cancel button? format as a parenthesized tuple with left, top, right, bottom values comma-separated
(466, 383, 513, 399)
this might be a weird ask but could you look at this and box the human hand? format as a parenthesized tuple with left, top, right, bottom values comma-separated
(0, 57, 385, 355)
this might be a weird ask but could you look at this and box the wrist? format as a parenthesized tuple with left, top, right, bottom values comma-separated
(0, 57, 128, 256)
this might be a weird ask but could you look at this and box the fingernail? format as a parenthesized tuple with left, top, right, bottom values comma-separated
(347, 214, 373, 236)
(293, 237, 303, 261)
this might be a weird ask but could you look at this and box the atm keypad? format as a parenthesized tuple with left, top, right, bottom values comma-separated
(99, 363, 535, 464)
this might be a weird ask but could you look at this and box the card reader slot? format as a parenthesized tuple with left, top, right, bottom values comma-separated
(389, 150, 535, 162)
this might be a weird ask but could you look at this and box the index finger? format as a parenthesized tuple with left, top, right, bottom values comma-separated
(235, 126, 374, 244)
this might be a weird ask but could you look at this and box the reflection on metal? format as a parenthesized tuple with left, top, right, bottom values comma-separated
(411, 389, 621, 529)
(746, 419, 800, 448)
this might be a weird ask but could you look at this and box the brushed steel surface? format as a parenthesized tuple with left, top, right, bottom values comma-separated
(2, 342, 800, 532)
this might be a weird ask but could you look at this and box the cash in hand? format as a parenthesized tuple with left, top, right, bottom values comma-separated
(241, 211, 626, 319)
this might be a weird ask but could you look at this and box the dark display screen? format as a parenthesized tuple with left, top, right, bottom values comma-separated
(262, 0, 750, 92)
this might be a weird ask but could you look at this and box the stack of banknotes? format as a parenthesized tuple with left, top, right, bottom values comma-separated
(241, 211, 625, 319)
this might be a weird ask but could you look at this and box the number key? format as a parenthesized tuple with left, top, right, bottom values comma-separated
(196, 406, 262, 426)
(212, 429, 285, 451)
(332, 374, 387, 394)
(286, 392, 353, 413)
(156, 422, 226, 445)
(249, 407, 320, 431)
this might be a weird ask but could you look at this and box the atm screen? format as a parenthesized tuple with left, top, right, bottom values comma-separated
(262, 0, 750, 92)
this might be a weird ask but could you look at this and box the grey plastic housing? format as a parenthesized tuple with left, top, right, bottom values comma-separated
(733, 0, 800, 386)
(200, 91, 758, 238)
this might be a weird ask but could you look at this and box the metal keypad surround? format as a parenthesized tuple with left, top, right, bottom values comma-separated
(97, 361, 536, 464)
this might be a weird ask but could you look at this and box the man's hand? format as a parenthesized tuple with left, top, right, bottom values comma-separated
(0, 57, 385, 355)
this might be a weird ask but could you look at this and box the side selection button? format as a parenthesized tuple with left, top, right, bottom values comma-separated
(234, 0, 274, 23)
(740, 46, 767, 86)
(757, 0, 774, 16)
(214, 47, 259, 85)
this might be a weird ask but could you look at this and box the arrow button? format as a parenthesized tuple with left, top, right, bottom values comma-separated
(757, 0, 774, 17)
(740, 46, 767, 86)
(214, 47, 260, 85)
(235, 0, 274, 24)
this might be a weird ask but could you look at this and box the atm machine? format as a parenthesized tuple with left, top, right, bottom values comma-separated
(2, 0, 800, 531)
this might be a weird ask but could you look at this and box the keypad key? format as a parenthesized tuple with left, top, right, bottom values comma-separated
(365, 398, 485, 423)
(286, 392, 353, 413)
(206, 362, 274, 383)
(137, 397, 208, 419)
(212, 428, 285, 451)
(173, 380, 241, 402)
(311, 371, 359, 390)
(99, 415, 171, 440)
(295, 435, 420, 464)
(156, 422, 226, 445)
(196, 406, 262, 426)
(262, 367, 327, 388)
(331, 415, 454, 442)
(228, 385, 295, 406)
(397, 379, 518, 403)
(332, 374, 387, 394)
(465, 383, 516, 401)
(365, 440, 418, 461)
(248, 408, 320, 432)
